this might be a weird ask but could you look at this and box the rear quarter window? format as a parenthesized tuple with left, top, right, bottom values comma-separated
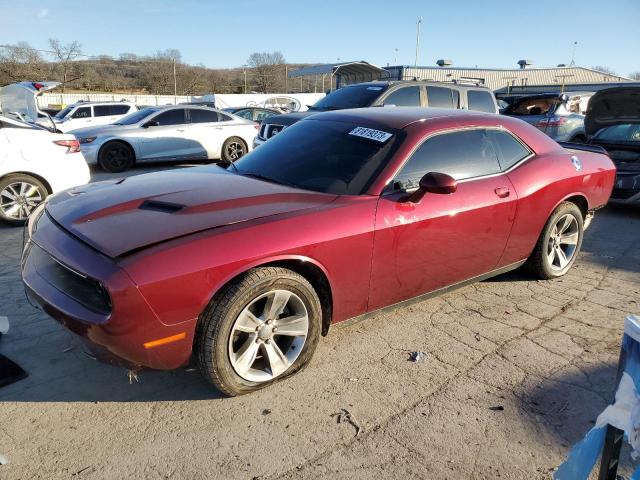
(467, 91, 496, 113)
(488, 130, 532, 170)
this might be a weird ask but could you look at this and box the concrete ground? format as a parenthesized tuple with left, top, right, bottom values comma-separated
(0, 163, 639, 479)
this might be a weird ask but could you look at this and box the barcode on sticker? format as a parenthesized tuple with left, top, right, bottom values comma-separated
(349, 127, 392, 143)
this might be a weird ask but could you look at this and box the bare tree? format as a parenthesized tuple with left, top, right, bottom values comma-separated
(0, 42, 48, 84)
(247, 51, 286, 93)
(630, 72, 640, 81)
(591, 65, 618, 76)
(48, 38, 83, 92)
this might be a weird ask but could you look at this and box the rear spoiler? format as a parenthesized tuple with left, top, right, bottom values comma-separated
(558, 142, 608, 155)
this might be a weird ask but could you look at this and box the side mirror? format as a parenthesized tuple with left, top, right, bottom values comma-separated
(142, 120, 159, 128)
(409, 172, 457, 203)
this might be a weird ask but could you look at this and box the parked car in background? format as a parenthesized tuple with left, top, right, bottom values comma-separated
(253, 80, 498, 147)
(49, 101, 137, 133)
(22, 108, 614, 395)
(0, 81, 60, 129)
(0, 114, 89, 224)
(501, 92, 593, 142)
(71, 105, 259, 172)
(585, 87, 640, 204)
(222, 107, 281, 124)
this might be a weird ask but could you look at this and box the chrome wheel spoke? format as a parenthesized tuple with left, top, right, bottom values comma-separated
(263, 341, 290, 376)
(560, 232, 579, 245)
(234, 309, 262, 333)
(556, 246, 569, 268)
(275, 314, 308, 336)
(264, 290, 291, 320)
(4, 204, 20, 217)
(233, 335, 260, 375)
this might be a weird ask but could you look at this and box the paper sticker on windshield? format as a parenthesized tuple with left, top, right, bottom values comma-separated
(366, 86, 383, 91)
(349, 127, 392, 143)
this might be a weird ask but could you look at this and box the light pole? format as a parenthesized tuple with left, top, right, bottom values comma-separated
(414, 17, 423, 67)
(570, 41, 578, 66)
(394, 48, 399, 64)
(242, 64, 247, 94)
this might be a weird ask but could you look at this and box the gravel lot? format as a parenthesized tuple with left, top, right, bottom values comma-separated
(0, 163, 639, 479)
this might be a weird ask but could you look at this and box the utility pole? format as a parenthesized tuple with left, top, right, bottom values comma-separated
(172, 57, 177, 104)
(570, 41, 578, 66)
(414, 17, 423, 67)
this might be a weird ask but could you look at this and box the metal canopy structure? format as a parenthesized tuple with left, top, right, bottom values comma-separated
(288, 61, 388, 89)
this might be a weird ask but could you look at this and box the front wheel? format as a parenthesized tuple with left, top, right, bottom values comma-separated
(99, 141, 135, 172)
(197, 267, 322, 396)
(0, 174, 48, 225)
(221, 137, 247, 162)
(527, 201, 584, 279)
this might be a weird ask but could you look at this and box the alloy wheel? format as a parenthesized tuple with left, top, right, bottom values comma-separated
(547, 213, 579, 271)
(226, 141, 246, 160)
(228, 289, 309, 382)
(0, 181, 44, 220)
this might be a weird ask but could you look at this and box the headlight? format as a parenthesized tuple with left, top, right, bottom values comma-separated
(78, 136, 97, 144)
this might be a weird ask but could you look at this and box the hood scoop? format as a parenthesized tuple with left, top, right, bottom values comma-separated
(139, 200, 185, 214)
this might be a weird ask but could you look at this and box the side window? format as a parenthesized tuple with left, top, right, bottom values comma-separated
(426, 86, 454, 108)
(233, 109, 253, 120)
(489, 130, 532, 170)
(112, 105, 131, 115)
(93, 105, 112, 117)
(255, 110, 275, 122)
(154, 109, 186, 126)
(383, 86, 422, 107)
(71, 107, 91, 119)
(467, 91, 496, 113)
(190, 109, 219, 123)
(218, 113, 233, 122)
(393, 129, 501, 189)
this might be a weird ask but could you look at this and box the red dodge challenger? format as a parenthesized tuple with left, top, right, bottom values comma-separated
(22, 108, 615, 395)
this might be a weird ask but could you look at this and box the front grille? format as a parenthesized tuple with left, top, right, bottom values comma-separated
(27, 243, 112, 315)
(611, 188, 639, 200)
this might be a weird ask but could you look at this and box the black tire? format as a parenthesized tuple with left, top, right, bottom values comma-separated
(0, 174, 48, 226)
(527, 201, 584, 279)
(197, 267, 322, 396)
(99, 141, 135, 172)
(220, 137, 248, 162)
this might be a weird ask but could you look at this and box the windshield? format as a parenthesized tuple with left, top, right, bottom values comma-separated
(114, 107, 159, 125)
(54, 106, 73, 119)
(309, 85, 387, 111)
(594, 124, 640, 143)
(234, 119, 404, 195)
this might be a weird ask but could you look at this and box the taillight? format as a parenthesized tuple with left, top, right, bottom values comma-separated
(536, 117, 567, 128)
(53, 139, 80, 153)
(32, 82, 44, 90)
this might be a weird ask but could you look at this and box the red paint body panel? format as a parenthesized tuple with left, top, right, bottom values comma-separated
(22, 108, 616, 370)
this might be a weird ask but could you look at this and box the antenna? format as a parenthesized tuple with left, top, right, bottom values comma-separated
(570, 41, 578, 66)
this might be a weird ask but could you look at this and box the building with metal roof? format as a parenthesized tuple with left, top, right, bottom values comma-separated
(290, 61, 634, 93)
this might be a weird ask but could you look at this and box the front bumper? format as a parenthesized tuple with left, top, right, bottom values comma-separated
(21, 211, 196, 370)
(609, 172, 640, 204)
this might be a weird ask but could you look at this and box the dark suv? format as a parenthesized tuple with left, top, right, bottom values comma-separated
(253, 80, 498, 147)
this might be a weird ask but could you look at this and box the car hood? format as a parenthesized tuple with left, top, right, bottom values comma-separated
(585, 87, 640, 136)
(45, 166, 338, 258)
(263, 111, 314, 127)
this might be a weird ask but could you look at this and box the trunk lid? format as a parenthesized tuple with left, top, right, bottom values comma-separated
(45, 166, 337, 258)
(585, 87, 640, 136)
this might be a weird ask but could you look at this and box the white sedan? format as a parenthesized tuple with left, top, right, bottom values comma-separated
(0, 115, 90, 225)
(71, 105, 259, 172)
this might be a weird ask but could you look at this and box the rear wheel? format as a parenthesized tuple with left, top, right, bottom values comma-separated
(527, 202, 584, 279)
(221, 137, 247, 162)
(197, 267, 321, 396)
(0, 174, 48, 225)
(99, 141, 135, 172)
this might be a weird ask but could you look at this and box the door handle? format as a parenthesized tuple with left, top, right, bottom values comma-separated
(177, 128, 186, 132)
(494, 187, 510, 198)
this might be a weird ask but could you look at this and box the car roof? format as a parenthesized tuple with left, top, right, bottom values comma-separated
(342, 80, 492, 91)
(303, 107, 498, 130)
(68, 101, 135, 107)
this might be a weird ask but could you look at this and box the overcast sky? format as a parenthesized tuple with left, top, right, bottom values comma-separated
(1, 0, 638, 76)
